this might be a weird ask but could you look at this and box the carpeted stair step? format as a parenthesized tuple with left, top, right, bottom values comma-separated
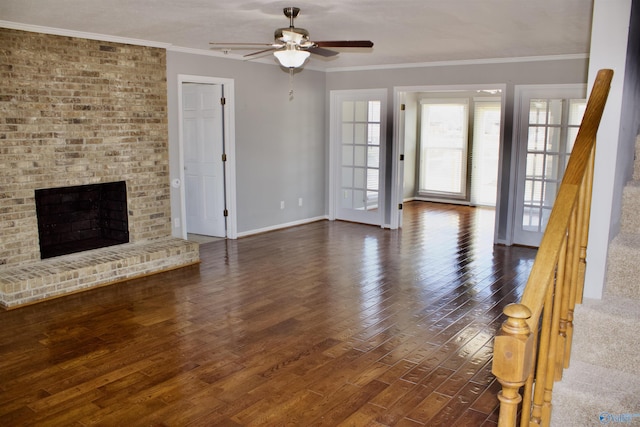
(569, 296, 640, 376)
(604, 233, 640, 300)
(620, 182, 640, 234)
(550, 360, 640, 427)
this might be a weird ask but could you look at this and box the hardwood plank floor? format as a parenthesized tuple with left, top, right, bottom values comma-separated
(0, 202, 536, 426)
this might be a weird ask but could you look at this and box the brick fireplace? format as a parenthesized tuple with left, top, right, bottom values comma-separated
(0, 29, 199, 308)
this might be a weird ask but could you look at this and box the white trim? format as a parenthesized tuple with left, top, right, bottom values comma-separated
(325, 54, 590, 73)
(394, 83, 507, 93)
(390, 90, 405, 229)
(177, 74, 238, 240)
(0, 20, 171, 48)
(413, 196, 471, 206)
(236, 216, 328, 238)
(169, 45, 248, 60)
(328, 90, 339, 222)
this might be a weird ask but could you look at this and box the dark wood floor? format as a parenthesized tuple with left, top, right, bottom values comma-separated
(0, 202, 537, 426)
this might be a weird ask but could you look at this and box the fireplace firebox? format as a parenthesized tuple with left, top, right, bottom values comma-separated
(35, 181, 130, 259)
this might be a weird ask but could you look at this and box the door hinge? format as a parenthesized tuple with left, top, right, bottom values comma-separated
(223, 209, 228, 217)
(398, 203, 403, 210)
(400, 103, 406, 111)
(399, 154, 405, 161)
(222, 153, 227, 162)
(220, 97, 226, 105)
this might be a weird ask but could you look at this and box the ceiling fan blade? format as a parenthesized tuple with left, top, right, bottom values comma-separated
(243, 47, 277, 58)
(313, 40, 374, 48)
(308, 46, 339, 57)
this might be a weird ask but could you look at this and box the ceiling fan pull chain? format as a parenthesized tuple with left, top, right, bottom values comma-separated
(289, 67, 295, 99)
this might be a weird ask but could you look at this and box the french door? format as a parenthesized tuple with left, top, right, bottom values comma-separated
(330, 89, 387, 226)
(513, 85, 586, 246)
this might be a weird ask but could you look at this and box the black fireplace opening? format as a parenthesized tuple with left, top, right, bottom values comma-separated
(35, 181, 130, 259)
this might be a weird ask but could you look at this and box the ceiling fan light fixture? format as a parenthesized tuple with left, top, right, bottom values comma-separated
(274, 44, 310, 68)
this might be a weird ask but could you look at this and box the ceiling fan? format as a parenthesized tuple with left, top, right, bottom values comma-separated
(209, 7, 374, 69)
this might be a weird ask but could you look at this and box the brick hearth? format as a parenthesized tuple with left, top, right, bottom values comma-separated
(0, 237, 199, 309)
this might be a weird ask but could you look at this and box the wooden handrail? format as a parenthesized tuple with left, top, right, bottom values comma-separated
(492, 68, 613, 427)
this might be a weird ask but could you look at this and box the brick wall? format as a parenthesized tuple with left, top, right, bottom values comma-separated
(0, 28, 172, 266)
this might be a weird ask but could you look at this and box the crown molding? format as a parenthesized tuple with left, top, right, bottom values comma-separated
(168, 45, 245, 60)
(324, 53, 590, 73)
(0, 20, 171, 49)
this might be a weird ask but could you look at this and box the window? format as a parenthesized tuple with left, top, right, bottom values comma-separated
(419, 99, 469, 198)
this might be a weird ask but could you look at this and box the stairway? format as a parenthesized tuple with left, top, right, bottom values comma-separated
(550, 137, 640, 426)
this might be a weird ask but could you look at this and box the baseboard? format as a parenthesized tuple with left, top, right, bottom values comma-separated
(236, 216, 329, 238)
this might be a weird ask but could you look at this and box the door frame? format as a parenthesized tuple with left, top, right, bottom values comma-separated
(177, 74, 237, 239)
(392, 84, 507, 238)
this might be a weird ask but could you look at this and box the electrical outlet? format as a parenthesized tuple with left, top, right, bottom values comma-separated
(173, 218, 180, 228)
(280, 201, 285, 209)
(298, 198, 303, 207)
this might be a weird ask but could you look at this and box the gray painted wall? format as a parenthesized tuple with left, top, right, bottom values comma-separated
(166, 51, 327, 235)
(165, 51, 588, 242)
(326, 58, 589, 241)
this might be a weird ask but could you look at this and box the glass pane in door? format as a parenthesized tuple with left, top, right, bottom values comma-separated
(332, 89, 386, 226)
(340, 100, 381, 212)
(521, 98, 586, 232)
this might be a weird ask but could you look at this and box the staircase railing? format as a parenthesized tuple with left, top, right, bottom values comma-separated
(491, 68, 614, 427)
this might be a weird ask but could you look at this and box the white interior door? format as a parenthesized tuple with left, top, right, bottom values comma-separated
(513, 85, 586, 246)
(331, 90, 387, 226)
(182, 83, 226, 237)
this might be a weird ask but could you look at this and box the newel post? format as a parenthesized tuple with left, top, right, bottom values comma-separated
(492, 303, 534, 427)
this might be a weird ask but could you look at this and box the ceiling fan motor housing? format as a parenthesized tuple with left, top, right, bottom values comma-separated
(274, 27, 310, 45)
(276, 7, 310, 46)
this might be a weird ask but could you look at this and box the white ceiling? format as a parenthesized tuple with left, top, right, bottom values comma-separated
(0, 0, 594, 70)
